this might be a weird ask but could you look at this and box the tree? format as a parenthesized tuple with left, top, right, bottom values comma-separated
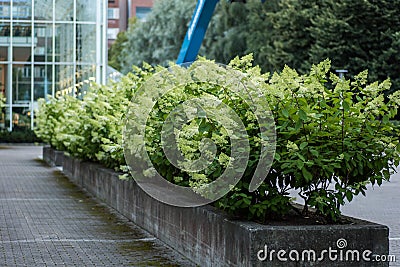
(120, 0, 196, 73)
(118, 0, 400, 94)
(246, 0, 317, 73)
(202, 1, 251, 63)
(108, 31, 128, 72)
(108, 18, 138, 72)
(308, 0, 400, 85)
(378, 31, 400, 96)
(244, 0, 280, 73)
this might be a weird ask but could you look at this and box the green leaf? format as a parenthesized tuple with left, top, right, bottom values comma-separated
(343, 101, 350, 112)
(296, 160, 304, 170)
(243, 198, 251, 205)
(382, 115, 389, 124)
(296, 153, 305, 161)
(345, 191, 353, 202)
(299, 109, 307, 121)
(198, 121, 211, 134)
(302, 168, 313, 181)
(282, 108, 289, 118)
(295, 120, 302, 130)
(310, 149, 319, 157)
(300, 142, 308, 150)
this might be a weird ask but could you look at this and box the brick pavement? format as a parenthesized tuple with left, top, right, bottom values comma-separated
(0, 145, 194, 267)
(2, 144, 398, 266)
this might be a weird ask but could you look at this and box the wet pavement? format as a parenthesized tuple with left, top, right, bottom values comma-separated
(0, 145, 194, 267)
(1, 144, 399, 266)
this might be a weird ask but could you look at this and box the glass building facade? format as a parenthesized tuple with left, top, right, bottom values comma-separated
(0, 0, 107, 130)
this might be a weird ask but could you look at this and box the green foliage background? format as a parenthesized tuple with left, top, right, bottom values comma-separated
(113, 0, 400, 93)
(118, 0, 196, 71)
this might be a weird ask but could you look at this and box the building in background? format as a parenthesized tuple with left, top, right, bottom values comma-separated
(107, 0, 126, 48)
(107, 0, 152, 47)
(130, 0, 153, 21)
(0, 0, 107, 131)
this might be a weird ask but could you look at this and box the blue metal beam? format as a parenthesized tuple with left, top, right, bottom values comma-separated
(177, 0, 266, 64)
(176, 0, 219, 64)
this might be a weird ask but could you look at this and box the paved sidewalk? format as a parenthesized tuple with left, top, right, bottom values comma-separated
(0, 145, 194, 266)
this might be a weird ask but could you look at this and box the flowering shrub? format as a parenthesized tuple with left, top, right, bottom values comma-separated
(0, 95, 5, 109)
(35, 64, 156, 170)
(35, 96, 68, 150)
(252, 59, 400, 221)
(35, 56, 400, 222)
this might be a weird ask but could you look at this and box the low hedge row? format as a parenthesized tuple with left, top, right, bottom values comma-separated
(0, 128, 41, 143)
(35, 56, 400, 222)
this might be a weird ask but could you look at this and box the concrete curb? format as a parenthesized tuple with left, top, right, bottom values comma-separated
(43, 146, 389, 267)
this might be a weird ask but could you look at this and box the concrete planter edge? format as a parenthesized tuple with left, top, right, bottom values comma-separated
(43, 146, 389, 267)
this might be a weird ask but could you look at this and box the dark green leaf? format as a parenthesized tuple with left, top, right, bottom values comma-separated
(299, 109, 307, 121)
(300, 142, 308, 150)
(343, 101, 350, 112)
(302, 168, 313, 181)
(282, 108, 289, 118)
(345, 191, 353, 202)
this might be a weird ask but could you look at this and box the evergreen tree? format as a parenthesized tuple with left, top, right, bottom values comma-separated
(378, 31, 400, 95)
(108, 30, 128, 72)
(308, 0, 400, 85)
(108, 18, 138, 72)
(117, 0, 400, 93)
(244, 0, 280, 73)
(119, 0, 196, 73)
(202, 1, 250, 63)
(255, 0, 323, 73)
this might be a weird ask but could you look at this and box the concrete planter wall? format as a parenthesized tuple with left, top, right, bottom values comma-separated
(43, 147, 389, 267)
(43, 145, 64, 167)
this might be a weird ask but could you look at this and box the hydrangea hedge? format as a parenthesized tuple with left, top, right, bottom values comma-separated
(35, 56, 400, 222)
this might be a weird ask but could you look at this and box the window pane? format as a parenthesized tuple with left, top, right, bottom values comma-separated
(34, 64, 52, 100)
(76, 24, 96, 63)
(12, 64, 31, 104)
(107, 28, 118, 40)
(76, 0, 96, 22)
(108, 8, 119, 19)
(55, 64, 74, 96)
(0, 63, 7, 100)
(1, 62, 8, 101)
(12, 23, 32, 63)
(0, 2, 10, 19)
(34, 24, 53, 62)
(75, 64, 95, 97)
(13, 0, 32, 20)
(136, 7, 151, 21)
(55, 23, 74, 62)
(0, 47, 8, 62)
(0, 24, 11, 62)
(34, 0, 53, 20)
(13, 47, 31, 62)
(55, 0, 73, 21)
(12, 106, 31, 130)
(12, 23, 31, 37)
(0, 23, 11, 37)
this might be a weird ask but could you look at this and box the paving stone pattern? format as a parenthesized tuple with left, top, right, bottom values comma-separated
(0, 145, 194, 267)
